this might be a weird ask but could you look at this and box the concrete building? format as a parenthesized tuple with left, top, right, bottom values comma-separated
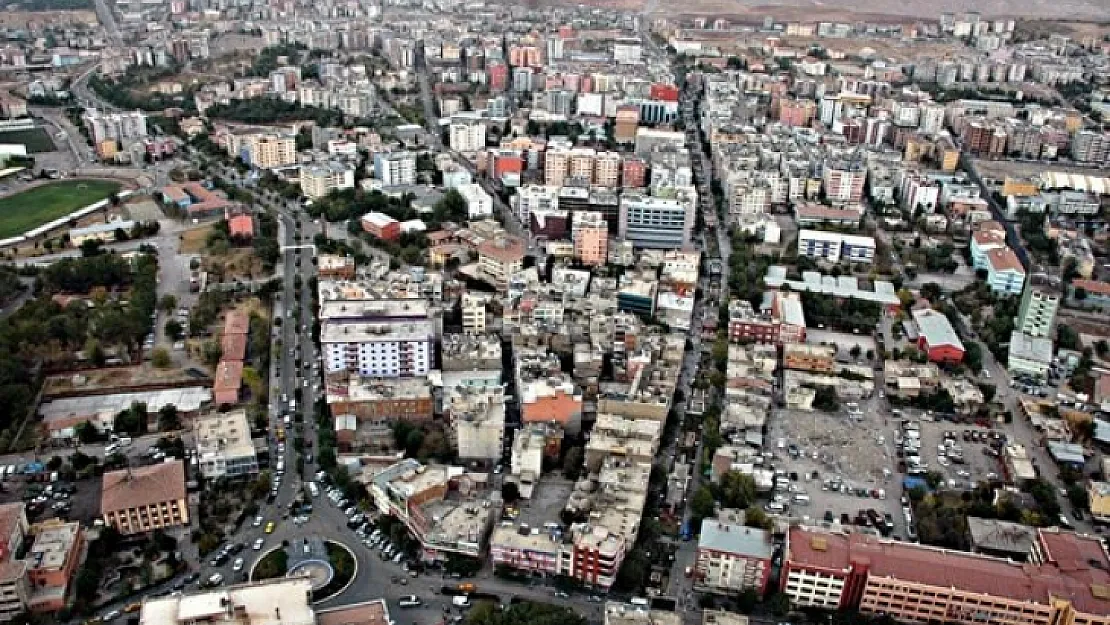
(572, 211, 609, 266)
(695, 519, 774, 596)
(138, 578, 316, 625)
(299, 162, 355, 199)
(460, 293, 488, 335)
(913, 309, 965, 364)
(100, 461, 188, 535)
(796, 230, 875, 264)
(521, 379, 582, 435)
(1007, 331, 1054, 379)
(24, 519, 84, 613)
(192, 410, 259, 480)
(449, 121, 486, 153)
(781, 526, 1110, 625)
(0, 504, 28, 621)
(821, 162, 866, 204)
(373, 151, 417, 187)
(321, 319, 434, 377)
(81, 109, 148, 145)
(68, 220, 136, 246)
(456, 183, 493, 219)
(361, 212, 401, 241)
(240, 133, 296, 169)
(446, 386, 505, 461)
(476, 235, 526, 292)
(983, 247, 1026, 295)
(1017, 275, 1060, 339)
(618, 193, 695, 249)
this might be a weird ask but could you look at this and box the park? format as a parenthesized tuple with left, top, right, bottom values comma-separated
(0, 179, 122, 240)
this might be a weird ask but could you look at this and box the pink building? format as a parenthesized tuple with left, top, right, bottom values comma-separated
(572, 211, 608, 266)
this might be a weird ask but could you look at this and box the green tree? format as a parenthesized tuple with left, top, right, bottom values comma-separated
(165, 319, 184, 341)
(151, 347, 172, 368)
(158, 405, 181, 431)
(691, 485, 716, 521)
(201, 340, 222, 366)
(718, 471, 756, 509)
(158, 294, 177, 312)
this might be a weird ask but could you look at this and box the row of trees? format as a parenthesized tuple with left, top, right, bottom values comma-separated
(205, 97, 343, 126)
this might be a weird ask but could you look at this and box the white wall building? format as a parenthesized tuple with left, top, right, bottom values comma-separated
(457, 183, 494, 219)
(449, 121, 486, 153)
(300, 162, 355, 199)
(374, 151, 417, 187)
(796, 230, 875, 264)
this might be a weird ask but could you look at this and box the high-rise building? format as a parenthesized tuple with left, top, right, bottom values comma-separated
(299, 162, 355, 199)
(618, 192, 696, 249)
(572, 211, 609, 266)
(242, 133, 296, 169)
(821, 161, 866, 204)
(320, 300, 434, 377)
(373, 151, 417, 187)
(449, 122, 486, 152)
(1016, 274, 1060, 339)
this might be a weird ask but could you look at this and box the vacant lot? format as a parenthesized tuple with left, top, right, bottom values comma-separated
(0, 179, 121, 239)
(0, 127, 56, 153)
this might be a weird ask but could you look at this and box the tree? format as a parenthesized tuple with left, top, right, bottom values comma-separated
(691, 485, 716, 521)
(744, 506, 773, 530)
(921, 282, 943, 303)
(151, 347, 171, 368)
(718, 471, 756, 509)
(850, 344, 862, 359)
(158, 294, 177, 312)
(79, 239, 104, 257)
(165, 319, 184, 342)
(1057, 325, 1081, 351)
(562, 446, 584, 480)
(158, 405, 180, 431)
(201, 340, 222, 366)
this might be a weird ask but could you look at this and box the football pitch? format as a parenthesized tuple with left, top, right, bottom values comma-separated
(0, 180, 122, 239)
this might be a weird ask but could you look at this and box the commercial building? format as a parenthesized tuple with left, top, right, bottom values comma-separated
(138, 578, 315, 625)
(1007, 331, 1054, 379)
(694, 520, 774, 596)
(373, 151, 417, 187)
(360, 212, 401, 241)
(100, 461, 189, 535)
(68, 220, 136, 246)
(192, 410, 259, 480)
(369, 459, 496, 561)
(796, 230, 875, 264)
(912, 309, 965, 364)
(618, 193, 695, 249)
(1017, 275, 1060, 339)
(299, 162, 355, 199)
(781, 526, 1110, 625)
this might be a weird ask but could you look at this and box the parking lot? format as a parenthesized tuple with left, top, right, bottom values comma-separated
(766, 395, 906, 537)
(900, 415, 1007, 490)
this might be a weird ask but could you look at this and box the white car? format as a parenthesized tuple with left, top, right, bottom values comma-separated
(233, 558, 244, 572)
(253, 515, 263, 527)
(253, 538, 265, 550)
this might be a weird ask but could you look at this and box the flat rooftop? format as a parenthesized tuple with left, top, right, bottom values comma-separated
(40, 387, 212, 422)
(139, 578, 314, 625)
(321, 319, 434, 344)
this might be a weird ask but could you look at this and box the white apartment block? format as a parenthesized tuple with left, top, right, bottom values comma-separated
(321, 320, 434, 377)
(822, 164, 866, 204)
(1016, 277, 1060, 339)
(461, 292, 488, 334)
(514, 184, 559, 225)
(82, 109, 148, 144)
(447, 387, 505, 461)
(299, 162, 355, 199)
(619, 192, 695, 249)
(456, 183, 494, 219)
(374, 151, 417, 187)
(595, 152, 621, 187)
(797, 229, 875, 264)
(449, 122, 486, 153)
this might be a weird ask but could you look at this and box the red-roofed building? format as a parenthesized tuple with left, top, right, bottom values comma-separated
(782, 526, 1110, 625)
(650, 84, 680, 102)
(221, 332, 247, 362)
(228, 214, 254, 239)
(213, 360, 243, 405)
(224, 310, 250, 336)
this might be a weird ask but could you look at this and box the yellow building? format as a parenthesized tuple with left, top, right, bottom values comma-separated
(1089, 480, 1110, 524)
(1002, 176, 1040, 198)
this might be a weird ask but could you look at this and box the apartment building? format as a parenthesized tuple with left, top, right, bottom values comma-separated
(476, 235, 526, 292)
(316, 254, 356, 280)
(460, 292, 488, 335)
(572, 211, 609, 266)
(449, 121, 486, 153)
(1007, 331, 1054, 379)
(514, 184, 559, 225)
(983, 247, 1026, 295)
(100, 461, 189, 535)
(139, 578, 316, 625)
(725, 294, 806, 345)
(321, 320, 433, 377)
(81, 109, 148, 145)
(520, 378, 583, 434)
(241, 133, 296, 169)
(796, 230, 875, 264)
(299, 161, 355, 199)
(0, 504, 27, 622)
(1071, 130, 1110, 165)
(619, 193, 695, 249)
(782, 526, 1110, 625)
(192, 410, 259, 480)
(456, 183, 494, 219)
(694, 520, 773, 596)
(328, 377, 434, 449)
(595, 152, 622, 187)
(373, 151, 417, 187)
(23, 519, 84, 613)
(821, 162, 866, 204)
(969, 220, 1009, 268)
(1016, 274, 1060, 338)
(445, 386, 505, 461)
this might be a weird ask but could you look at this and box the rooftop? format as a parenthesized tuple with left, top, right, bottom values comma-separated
(912, 309, 964, 351)
(321, 319, 434, 344)
(698, 520, 773, 559)
(193, 410, 256, 461)
(328, 376, 434, 404)
(26, 520, 81, 572)
(315, 599, 391, 625)
(967, 517, 1036, 556)
(1008, 331, 1054, 364)
(101, 460, 186, 515)
(138, 578, 314, 625)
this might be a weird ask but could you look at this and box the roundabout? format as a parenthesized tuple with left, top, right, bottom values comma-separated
(250, 537, 356, 603)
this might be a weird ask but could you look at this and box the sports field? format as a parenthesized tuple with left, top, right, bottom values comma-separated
(0, 180, 122, 239)
(0, 128, 56, 153)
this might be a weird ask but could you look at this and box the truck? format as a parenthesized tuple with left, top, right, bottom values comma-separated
(455, 583, 476, 593)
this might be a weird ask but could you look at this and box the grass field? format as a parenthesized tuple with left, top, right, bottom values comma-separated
(0, 180, 122, 239)
(0, 128, 56, 153)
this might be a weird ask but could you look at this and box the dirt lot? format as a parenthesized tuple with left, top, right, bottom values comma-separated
(973, 158, 1110, 183)
(179, 224, 213, 254)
